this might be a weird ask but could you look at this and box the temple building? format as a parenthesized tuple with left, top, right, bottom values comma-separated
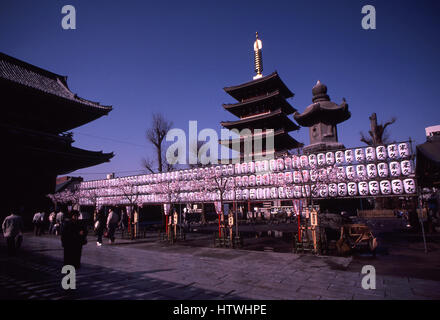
(294, 80, 351, 153)
(220, 33, 302, 161)
(0, 52, 113, 219)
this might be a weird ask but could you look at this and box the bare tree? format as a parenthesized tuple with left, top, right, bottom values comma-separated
(360, 113, 396, 146)
(144, 113, 173, 173)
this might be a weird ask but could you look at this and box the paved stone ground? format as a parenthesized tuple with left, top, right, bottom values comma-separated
(1, 233, 439, 300)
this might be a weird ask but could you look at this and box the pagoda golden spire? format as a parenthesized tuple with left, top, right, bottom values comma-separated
(253, 32, 263, 80)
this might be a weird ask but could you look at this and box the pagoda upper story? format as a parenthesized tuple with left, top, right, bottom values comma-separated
(294, 80, 351, 153)
(220, 33, 302, 161)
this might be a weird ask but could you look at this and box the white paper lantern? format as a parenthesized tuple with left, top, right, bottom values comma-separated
(269, 187, 277, 199)
(278, 172, 285, 185)
(256, 174, 262, 186)
(347, 182, 358, 196)
(255, 161, 262, 173)
(235, 176, 242, 187)
(329, 183, 338, 197)
(365, 147, 376, 162)
(336, 167, 346, 180)
(387, 144, 398, 159)
(248, 161, 255, 173)
(293, 171, 302, 183)
(294, 186, 302, 198)
(302, 185, 311, 197)
(398, 142, 411, 158)
(338, 183, 347, 197)
(302, 170, 310, 183)
(277, 158, 285, 171)
(389, 161, 401, 177)
(241, 162, 248, 174)
(258, 188, 265, 199)
(311, 185, 319, 198)
(242, 189, 249, 200)
(400, 160, 413, 176)
(317, 153, 326, 166)
(241, 176, 248, 187)
(345, 149, 354, 164)
(319, 184, 329, 198)
(318, 168, 327, 181)
(292, 155, 300, 169)
(310, 169, 318, 182)
(346, 166, 356, 179)
(391, 179, 403, 195)
(368, 181, 380, 196)
(356, 164, 367, 180)
(403, 178, 416, 194)
(335, 151, 345, 165)
(309, 154, 317, 168)
(376, 146, 387, 161)
(367, 164, 377, 179)
(262, 160, 269, 172)
(358, 181, 369, 196)
(263, 173, 270, 185)
(285, 186, 293, 198)
(379, 180, 392, 195)
(269, 159, 277, 172)
(265, 188, 271, 199)
(249, 175, 256, 186)
(235, 163, 241, 175)
(284, 171, 293, 184)
(300, 155, 309, 168)
(377, 163, 389, 178)
(326, 152, 335, 165)
(284, 157, 292, 170)
(249, 189, 256, 200)
(277, 187, 284, 199)
(355, 148, 365, 163)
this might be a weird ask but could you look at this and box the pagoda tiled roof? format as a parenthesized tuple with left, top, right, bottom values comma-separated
(221, 108, 300, 131)
(0, 52, 112, 113)
(223, 72, 294, 101)
(223, 90, 296, 117)
(219, 128, 302, 151)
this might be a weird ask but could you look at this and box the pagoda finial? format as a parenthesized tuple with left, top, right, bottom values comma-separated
(253, 32, 263, 80)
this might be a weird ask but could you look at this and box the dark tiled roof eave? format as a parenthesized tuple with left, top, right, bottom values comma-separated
(0, 52, 112, 112)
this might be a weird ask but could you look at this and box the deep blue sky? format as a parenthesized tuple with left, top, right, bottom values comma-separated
(1, 0, 439, 180)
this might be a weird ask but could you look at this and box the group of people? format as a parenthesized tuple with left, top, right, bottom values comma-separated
(93, 208, 130, 246)
(32, 210, 65, 236)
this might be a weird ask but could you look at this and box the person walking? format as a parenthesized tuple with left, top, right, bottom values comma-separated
(48, 211, 56, 234)
(106, 209, 119, 244)
(55, 210, 64, 236)
(61, 211, 87, 269)
(40, 211, 47, 235)
(2, 211, 24, 256)
(32, 211, 41, 236)
(94, 209, 106, 246)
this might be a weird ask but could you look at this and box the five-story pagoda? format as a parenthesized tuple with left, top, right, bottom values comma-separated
(220, 33, 302, 161)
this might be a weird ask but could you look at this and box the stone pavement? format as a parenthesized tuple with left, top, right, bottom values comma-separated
(1, 233, 440, 300)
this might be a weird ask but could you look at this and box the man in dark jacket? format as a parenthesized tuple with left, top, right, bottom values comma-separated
(61, 211, 87, 269)
(94, 209, 106, 246)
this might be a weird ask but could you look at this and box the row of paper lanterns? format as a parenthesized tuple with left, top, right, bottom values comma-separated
(80, 142, 412, 190)
(81, 160, 414, 198)
(89, 178, 416, 205)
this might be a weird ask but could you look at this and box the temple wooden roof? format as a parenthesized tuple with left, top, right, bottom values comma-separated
(0, 52, 112, 133)
(1, 123, 113, 175)
(219, 128, 303, 151)
(223, 90, 296, 118)
(221, 108, 300, 132)
(223, 72, 294, 101)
